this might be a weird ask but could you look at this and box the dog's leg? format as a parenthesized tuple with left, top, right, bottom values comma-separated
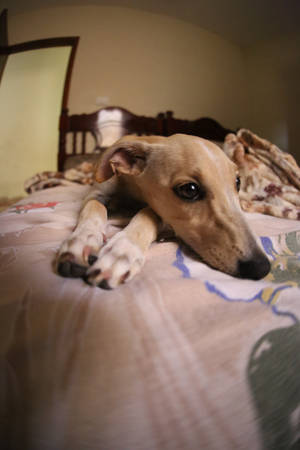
(85, 207, 161, 289)
(56, 198, 107, 278)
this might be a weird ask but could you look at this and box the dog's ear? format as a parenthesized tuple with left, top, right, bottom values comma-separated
(94, 140, 149, 182)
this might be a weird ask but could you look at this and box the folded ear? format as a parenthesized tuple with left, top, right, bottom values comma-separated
(94, 140, 149, 183)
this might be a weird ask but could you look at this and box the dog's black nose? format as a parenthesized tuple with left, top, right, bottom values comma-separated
(238, 253, 271, 280)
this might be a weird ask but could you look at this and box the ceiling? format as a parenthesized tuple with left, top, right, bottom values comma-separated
(5, 0, 300, 47)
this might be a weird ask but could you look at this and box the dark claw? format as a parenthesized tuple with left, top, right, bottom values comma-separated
(83, 269, 101, 285)
(88, 254, 98, 266)
(98, 279, 112, 290)
(57, 260, 72, 277)
(70, 263, 87, 278)
(57, 260, 87, 278)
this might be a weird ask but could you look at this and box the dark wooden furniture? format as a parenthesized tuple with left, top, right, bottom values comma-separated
(58, 106, 234, 171)
(58, 107, 165, 170)
(165, 111, 233, 141)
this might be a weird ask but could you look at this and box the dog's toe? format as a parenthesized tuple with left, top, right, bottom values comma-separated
(82, 232, 145, 289)
(55, 230, 106, 279)
(84, 268, 113, 289)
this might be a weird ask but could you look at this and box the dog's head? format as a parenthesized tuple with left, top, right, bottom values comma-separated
(95, 134, 270, 280)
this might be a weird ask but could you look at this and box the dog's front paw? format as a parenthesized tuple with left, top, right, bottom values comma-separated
(85, 231, 145, 289)
(56, 230, 106, 278)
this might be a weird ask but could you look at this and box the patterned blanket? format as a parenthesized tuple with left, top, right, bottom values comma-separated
(224, 129, 300, 220)
(24, 161, 95, 193)
(25, 130, 300, 219)
(1, 184, 300, 449)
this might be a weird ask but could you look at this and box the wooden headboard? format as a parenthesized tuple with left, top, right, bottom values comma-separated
(58, 106, 234, 171)
(164, 111, 233, 141)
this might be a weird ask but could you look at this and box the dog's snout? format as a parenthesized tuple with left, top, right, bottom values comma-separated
(238, 252, 271, 280)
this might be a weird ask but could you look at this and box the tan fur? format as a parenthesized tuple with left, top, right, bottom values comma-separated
(56, 134, 270, 288)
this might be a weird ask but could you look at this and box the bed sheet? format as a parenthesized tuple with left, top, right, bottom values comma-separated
(1, 185, 300, 450)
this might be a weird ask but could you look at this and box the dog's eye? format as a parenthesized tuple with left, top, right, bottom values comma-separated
(236, 175, 241, 192)
(173, 182, 206, 201)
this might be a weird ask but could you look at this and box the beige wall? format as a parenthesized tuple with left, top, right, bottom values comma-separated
(244, 33, 300, 160)
(9, 5, 247, 129)
(4, 4, 298, 197)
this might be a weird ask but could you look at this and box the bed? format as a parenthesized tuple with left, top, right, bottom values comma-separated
(1, 107, 300, 450)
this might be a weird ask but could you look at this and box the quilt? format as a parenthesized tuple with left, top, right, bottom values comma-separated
(224, 129, 300, 220)
(1, 184, 300, 449)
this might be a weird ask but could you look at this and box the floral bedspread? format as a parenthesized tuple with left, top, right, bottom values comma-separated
(1, 185, 300, 449)
(224, 129, 300, 220)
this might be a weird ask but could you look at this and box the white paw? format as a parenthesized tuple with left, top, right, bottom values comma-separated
(56, 228, 106, 278)
(85, 231, 145, 289)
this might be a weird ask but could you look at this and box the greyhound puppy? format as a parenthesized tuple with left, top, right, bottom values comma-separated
(56, 134, 270, 289)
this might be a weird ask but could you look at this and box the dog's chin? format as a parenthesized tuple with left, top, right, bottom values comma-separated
(176, 239, 235, 276)
(206, 253, 270, 281)
(177, 238, 270, 281)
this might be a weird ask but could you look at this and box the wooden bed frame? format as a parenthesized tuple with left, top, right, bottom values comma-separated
(58, 106, 234, 171)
